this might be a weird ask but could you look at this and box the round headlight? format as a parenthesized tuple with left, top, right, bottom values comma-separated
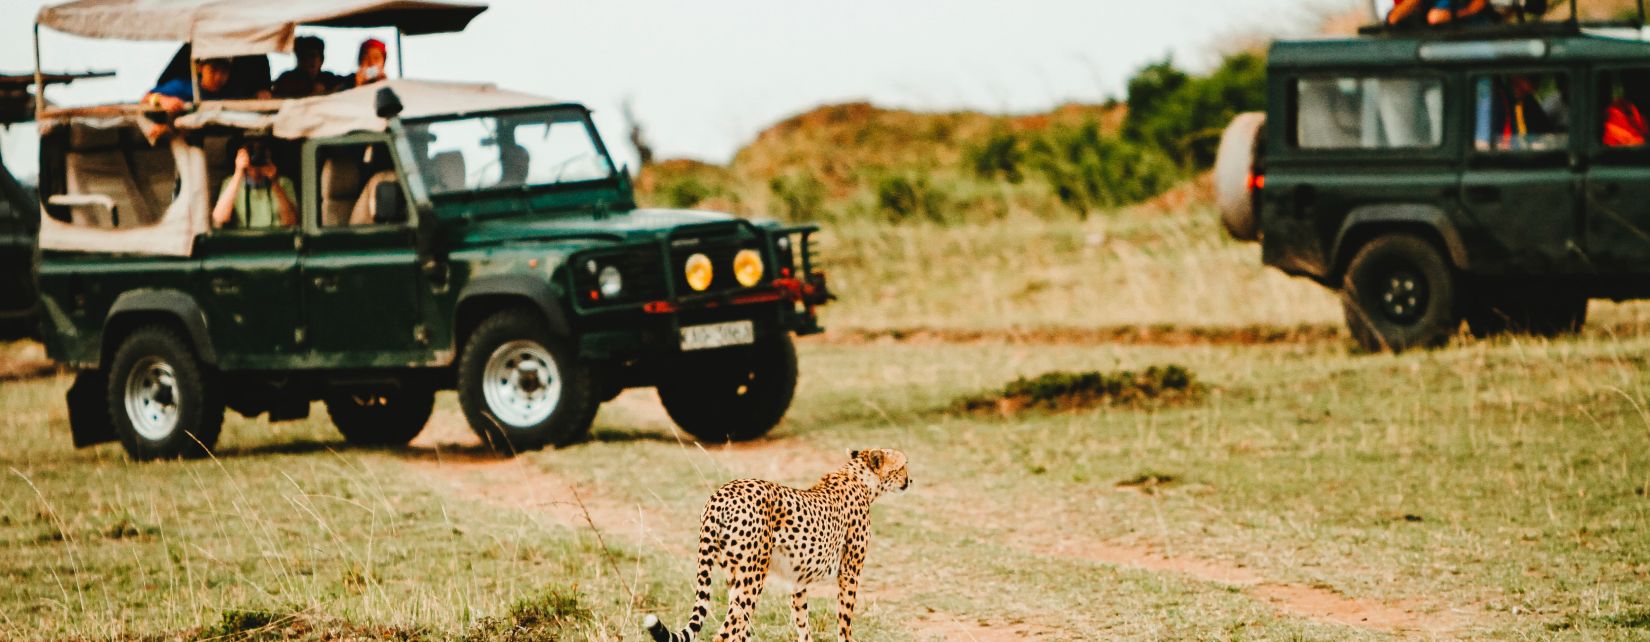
(597, 265, 623, 298)
(684, 253, 713, 291)
(734, 249, 764, 287)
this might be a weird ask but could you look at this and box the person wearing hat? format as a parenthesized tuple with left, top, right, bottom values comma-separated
(272, 36, 347, 98)
(353, 38, 390, 88)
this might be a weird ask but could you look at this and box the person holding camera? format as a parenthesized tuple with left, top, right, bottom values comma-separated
(211, 141, 298, 229)
(353, 38, 389, 88)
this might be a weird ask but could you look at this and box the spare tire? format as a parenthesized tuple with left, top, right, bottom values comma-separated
(1214, 112, 1266, 242)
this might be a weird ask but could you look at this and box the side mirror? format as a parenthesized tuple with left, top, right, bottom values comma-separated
(375, 88, 404, 119)
(374, 181, 408, 224)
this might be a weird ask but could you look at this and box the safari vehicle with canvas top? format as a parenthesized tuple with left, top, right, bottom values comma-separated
(1215, 1, 1650, 351)
(30, 0, 832, 460)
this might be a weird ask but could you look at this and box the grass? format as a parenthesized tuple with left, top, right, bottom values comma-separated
(2, 205, 1650, 640)
(4, 326, 1650, 640)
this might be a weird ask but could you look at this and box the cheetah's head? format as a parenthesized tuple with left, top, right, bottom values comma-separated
(849, 448, 910, 496)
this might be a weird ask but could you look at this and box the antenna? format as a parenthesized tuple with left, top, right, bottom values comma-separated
(1570, 0, 1579, 26)
(1640, 0, 1646, 26)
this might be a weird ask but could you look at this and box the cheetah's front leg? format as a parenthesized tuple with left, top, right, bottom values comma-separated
(790, 589, 813, 642)
(835, 549, 865, 642)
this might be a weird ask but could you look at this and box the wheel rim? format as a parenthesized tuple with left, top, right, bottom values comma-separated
(123, 356, 180, 441)
(482, 340, 561, 428)
(1375, 268, 1427, 324)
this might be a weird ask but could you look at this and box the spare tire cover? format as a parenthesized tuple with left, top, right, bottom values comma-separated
(1214, 112, 1266, 242)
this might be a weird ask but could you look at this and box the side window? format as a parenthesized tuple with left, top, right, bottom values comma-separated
(1294, 76, 1444, 149)
(1600, 68, 1650, 148)
(1473, 73, 1569, 152)
(44, 123, 177, 228)
(316, 143, 400, 228)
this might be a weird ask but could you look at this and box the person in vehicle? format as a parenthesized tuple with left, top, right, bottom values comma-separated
(212, 139, 298, 229)
(272, 36, 347, 98)
(1487, 75, 1559, 150)
(1604, 71, 1650, 147)
(1386, 0, 1497, 26)
(144, 58, 234, 112)
(353, 38, 389, 88)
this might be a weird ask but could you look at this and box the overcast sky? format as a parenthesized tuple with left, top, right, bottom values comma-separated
(1, 0, 1356, 166)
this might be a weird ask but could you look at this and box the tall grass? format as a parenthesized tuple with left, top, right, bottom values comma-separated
(818, 210, 1342, 331)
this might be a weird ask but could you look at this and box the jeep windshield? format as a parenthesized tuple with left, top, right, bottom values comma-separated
(406, 107, 615, 197)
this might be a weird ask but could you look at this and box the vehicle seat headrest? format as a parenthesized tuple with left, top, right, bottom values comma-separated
(431, 151, 466, 191)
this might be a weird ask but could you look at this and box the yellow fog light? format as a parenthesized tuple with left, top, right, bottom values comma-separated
(684, 253, 713, 291)
(733, 249, 764, 287)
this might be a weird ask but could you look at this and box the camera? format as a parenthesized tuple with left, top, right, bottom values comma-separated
(246, 140, 272, 166)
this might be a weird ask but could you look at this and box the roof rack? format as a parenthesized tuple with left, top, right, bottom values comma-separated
(0, 70, 113, 124)
(1356, 0, 1646, 39)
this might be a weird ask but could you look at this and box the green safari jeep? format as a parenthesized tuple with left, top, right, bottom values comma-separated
(1216, 20, 1650, 351)
(34, 82, 830, 460)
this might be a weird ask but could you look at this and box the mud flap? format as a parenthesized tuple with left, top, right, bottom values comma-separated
(67, 370, 116, 448)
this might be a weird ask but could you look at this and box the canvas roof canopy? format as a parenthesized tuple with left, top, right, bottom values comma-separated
(36, 0, 487, 58)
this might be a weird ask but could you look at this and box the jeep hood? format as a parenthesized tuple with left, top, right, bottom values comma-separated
(451, 208, 743, 246)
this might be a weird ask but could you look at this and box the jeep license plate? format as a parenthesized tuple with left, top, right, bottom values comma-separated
(680, 320, 755, 351)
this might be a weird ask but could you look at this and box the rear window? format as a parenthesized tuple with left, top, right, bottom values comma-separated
(1294, 76, 1444, 150)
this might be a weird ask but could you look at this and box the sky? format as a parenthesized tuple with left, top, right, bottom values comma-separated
(1, 0, 1357, 167)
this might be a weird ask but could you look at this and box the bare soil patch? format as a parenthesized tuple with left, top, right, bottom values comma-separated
(811, 324, 1344, 347)
(1043, 540, 1479, 636)
(908, 611, 1063, 641)
(407, 411, 693, 554)
(0, 341, 63, 382)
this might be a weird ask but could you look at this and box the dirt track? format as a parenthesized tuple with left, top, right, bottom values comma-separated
(405, 391, 1481, 640)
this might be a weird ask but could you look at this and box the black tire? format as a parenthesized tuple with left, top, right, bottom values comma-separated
(1466, 291, 1587, 338)
(105, 326, 223, 460)
(324, 382, 435, 447)
(457, 309, 597, 453)
(1341, 234, 1460, 353)
(658, 333, 798, 442)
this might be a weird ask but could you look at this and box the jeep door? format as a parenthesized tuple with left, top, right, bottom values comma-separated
(1267, 71, 1454, 277)
(1458, 69, 1584, 273)
(300, 139, 432, 366)
(1583, 66, 1650, 272)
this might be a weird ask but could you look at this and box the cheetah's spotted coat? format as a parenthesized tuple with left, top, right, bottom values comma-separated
(645, 448, 910, 642)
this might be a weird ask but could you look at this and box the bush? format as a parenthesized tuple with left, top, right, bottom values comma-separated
(1023, 122, 1181, 216)
(769, 173, 827, 221)
(874, 174, 949, 223)
(1122, 53, 1266, 169)
(960, 365, 1201, 414)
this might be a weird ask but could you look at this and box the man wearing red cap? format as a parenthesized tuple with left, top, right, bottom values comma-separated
(354, 38, 389, 88)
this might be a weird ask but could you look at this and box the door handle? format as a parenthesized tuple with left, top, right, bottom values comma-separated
(1465, 186, 1500, 203)
(209, 276, 239, 295)
(311, 275, 339, 293)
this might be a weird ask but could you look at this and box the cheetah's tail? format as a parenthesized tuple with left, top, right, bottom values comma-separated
(642, 614, 686, 642)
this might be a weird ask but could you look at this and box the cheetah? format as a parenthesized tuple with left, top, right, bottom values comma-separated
(644, 448, 911, 642)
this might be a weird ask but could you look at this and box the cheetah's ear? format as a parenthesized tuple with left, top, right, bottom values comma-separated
(861, 450, 884, 472)
(848, 449, 859, 460)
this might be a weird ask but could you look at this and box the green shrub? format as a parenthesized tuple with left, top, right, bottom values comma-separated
(1122, 53, 1266, 169)
(874, 174, 948, 223)
(960, 365, 1201, 414)
(1023, 122, 1182, 216)
(769, 173, 827, 221)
